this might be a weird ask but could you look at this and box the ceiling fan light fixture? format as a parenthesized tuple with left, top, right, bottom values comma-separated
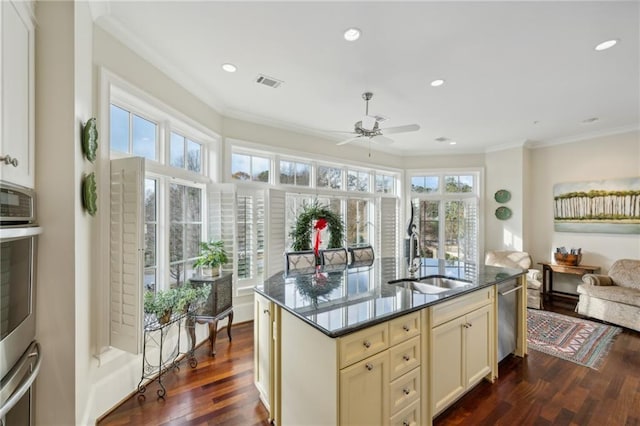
(343, 27, 361, 42)
(595, 39, 618, 51)
(430, 79, 445, 87)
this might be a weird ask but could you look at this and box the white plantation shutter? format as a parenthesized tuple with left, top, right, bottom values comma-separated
(110, 157, 145, 354)
(377, 197, 399, 258)
(208, 183, 236, 275)
(463, 199, 479, 266)
(267, 189, 286, 277)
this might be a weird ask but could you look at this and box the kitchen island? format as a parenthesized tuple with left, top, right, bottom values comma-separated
(254, 257, 527, 425)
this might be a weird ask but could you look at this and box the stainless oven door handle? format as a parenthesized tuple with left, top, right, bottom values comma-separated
(0, 226, 43, 240)
(0, 342, 41, 418)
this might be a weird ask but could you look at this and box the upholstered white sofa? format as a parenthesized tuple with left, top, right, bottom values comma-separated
(485, 250, 543, 309)
(577, 259, 640, 332)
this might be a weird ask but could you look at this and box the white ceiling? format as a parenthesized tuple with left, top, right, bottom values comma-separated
(95, 1, 640, 156)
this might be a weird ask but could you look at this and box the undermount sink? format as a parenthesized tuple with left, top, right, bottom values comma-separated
(387, 275, 473, 294)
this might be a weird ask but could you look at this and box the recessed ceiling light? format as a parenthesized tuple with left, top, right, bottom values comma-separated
(449, 141, 457, 145)
(343, 28, 361, 42)
(222, 63, 237, 73)
(430, 79, 445, 87)
(595, 39, 618, 51)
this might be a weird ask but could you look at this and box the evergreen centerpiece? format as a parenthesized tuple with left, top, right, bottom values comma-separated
(193, 240, 229, 277)
(290, 200, 344, 257)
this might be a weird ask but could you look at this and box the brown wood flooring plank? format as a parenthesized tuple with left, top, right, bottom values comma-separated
(99, 299, 640, 426)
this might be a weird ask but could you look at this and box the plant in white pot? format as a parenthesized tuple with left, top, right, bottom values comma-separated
(193, 240, 229, 277)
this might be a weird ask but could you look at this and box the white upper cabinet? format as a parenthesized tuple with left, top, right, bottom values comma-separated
(1, 1, 35, 188)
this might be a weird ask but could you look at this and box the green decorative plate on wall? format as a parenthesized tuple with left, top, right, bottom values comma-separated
(82, 172, 98, 216)
(82, 117, 98, 163)
(495, 206, 512, 220)
(494, 189, 511, 203)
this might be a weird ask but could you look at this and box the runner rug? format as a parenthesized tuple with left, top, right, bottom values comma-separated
(527, 309, 622, 370)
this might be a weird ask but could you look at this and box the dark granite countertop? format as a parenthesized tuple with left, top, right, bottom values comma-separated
(255, 257, 525, 338)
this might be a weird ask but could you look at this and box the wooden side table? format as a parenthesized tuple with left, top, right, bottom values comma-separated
(537, 262, 600, 301)
(186, 272, 233, 357)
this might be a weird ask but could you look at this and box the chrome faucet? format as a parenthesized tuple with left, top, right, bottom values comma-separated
(407, 204, 421, 277)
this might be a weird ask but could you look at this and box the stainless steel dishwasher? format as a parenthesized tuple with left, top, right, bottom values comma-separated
(497, 279, 523, 361)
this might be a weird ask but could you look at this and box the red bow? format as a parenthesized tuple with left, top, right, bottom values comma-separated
(313, 218, 328, 257)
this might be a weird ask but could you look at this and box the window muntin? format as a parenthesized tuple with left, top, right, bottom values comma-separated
(231, 153, 270, 182)
(280, 160, 310, 187)
(317, 165, 343, 190)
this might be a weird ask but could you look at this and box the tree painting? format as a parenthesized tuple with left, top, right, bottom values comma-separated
(553, 177, 640, 234)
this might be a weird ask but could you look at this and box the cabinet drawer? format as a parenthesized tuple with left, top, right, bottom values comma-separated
(389, 366, 420, 415)
(431, 287, 493, 327)
(389, 311, 421, 346)
(339, 323, 389, 368)
(389, 336, 421, 381)
(390, 399, 421, 426)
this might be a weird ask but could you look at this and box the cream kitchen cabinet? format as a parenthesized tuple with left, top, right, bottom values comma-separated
(429, 289, 494, 416)
(0, 0, 35, 188)
(253, 293, 279, 423)
(275, 309, 422, 425)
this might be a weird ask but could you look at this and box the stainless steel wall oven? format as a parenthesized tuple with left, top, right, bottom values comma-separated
(0, 181, 42, 425)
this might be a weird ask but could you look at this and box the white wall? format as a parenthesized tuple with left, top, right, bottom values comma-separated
(34, 1, 77, 424)
(484, 146, 525, 252)
(529, 130, 640, 290)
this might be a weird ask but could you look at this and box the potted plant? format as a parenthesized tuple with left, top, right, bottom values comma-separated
(144, 289, 177, 325)
(193, 240, 229, 277)
(175, 282, 212, 314)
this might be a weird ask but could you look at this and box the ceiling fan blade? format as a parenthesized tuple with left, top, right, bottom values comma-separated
(382, 124, 420, 135)
(371, 135, 394, 145)
(336, 136, 364, 146)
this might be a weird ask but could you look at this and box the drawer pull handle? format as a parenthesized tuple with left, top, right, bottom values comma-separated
(403, 421, 410, 426)
(0, 155, 18, 167)
(403, 387, 411, 395)
(365, 363, 373, 371)
(363, 340, 371, 348)
(403, 354, 410, 362)
(403, 324, 410, 332)
(467, 322, 472, 328)
(263, 309, 270, 315)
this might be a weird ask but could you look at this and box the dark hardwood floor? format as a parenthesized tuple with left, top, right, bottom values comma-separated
(98, 299, 640, 426)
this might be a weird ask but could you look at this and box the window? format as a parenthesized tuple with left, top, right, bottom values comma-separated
(317, 165, 343, 190)
(231, 152, 270, 182)
(170, 132, 202, 173)
(169, 183, 203, 287)
(109, 104, 158, 161)
(375, 173, 395, 194)
(410, 171, 479, 264)
(144, 178, 157, 291)
(346, 199, 371, 246)
(347, 169, 369, 192)
(279, 159, 310, 186)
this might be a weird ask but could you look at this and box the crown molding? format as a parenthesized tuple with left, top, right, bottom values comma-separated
(526, 124, 640, 149)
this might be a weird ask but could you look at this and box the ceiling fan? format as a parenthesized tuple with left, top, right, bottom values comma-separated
(335, 92, 420, 146)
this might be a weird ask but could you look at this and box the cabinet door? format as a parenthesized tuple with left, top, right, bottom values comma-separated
(254, 294, 273, 412)
(340, 350, 389, 425)
(431, 316, 465, 414)
(1, 1, 34, 187)
(465, 304, 493, 388)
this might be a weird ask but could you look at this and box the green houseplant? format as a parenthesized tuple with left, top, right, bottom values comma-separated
(176, 282, 212, 313)
(144, 289, 177, 325)
(193, 240, 229, 277)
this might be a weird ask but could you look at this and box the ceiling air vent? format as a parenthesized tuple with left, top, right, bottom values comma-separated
(255, 74, 283, 88)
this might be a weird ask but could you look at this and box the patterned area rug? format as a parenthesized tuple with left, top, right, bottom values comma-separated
(527, 309, 622, 370)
